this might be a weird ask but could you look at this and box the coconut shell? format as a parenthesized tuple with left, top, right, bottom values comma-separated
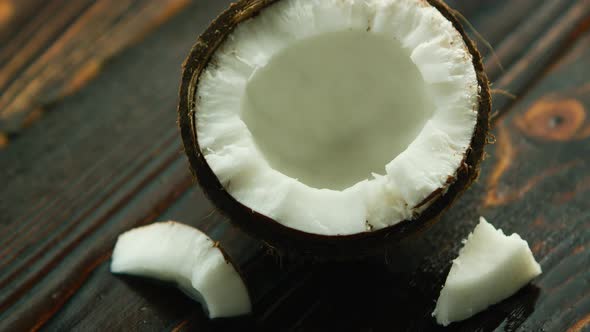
(178, 0, 491, 260)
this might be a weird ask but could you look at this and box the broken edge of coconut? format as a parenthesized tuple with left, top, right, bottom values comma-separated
(110, 221, 252, 319)
(178, 0, 491, 259)
(433, 217, 542, 326)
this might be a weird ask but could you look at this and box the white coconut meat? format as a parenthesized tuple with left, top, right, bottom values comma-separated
(110, 222, 251, 319)
(433, 217, 542, 326)
(196, 0, 479, 235)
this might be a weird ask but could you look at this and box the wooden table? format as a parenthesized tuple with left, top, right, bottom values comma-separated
(1, 0, 589, 331)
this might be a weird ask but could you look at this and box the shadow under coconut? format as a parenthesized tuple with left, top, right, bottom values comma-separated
(118, 274, 257, 331)
(247, 261, 541, 331)
(112, 237, 541, 331)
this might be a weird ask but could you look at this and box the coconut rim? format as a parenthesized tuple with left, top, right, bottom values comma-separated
(178, 0, 491, 258)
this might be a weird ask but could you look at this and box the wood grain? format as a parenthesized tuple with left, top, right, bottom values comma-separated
(491, 0, 590, 120)
(0, 0, 579, 140)
(0, 0, 190, 135)
(0, 0, 46, 44)
(0, 0, 588, 331)
(483, 0, 584, 83)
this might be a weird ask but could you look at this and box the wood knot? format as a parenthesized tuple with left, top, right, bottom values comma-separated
(515, 98, 588, 141)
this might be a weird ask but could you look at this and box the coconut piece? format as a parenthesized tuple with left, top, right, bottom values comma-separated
(110, 221, 251, 319)
(179, 0, 491, 257)
(433, 217, 542, 326)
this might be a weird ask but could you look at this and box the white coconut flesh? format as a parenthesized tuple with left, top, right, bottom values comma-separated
(110, 222, 252, 318)
(433, 217, 542, 326)
(196, 0, 480, 235)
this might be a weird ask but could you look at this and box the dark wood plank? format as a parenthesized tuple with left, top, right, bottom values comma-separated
(0, 0, 190, 135)
(38, 187, 306, 332)
(490, 0, 590, 120)
(0, 0, 588, 331)
(446, 0, 539, 57)
(0, 2, 235, 330)
(0, 0, 577, 141)
(483, 0, 585, 83)
(476, 33, 590, 331)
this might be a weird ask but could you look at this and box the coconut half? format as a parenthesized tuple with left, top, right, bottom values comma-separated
(179, 0, 490, 257)
(111, 222, 252, 318)
(433, 217, 542, 326)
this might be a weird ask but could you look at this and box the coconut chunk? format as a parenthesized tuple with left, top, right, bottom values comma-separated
(111, 222, 251, 319)
(433, 217, 542, 326)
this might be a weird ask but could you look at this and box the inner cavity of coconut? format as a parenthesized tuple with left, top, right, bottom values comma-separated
(242, 30, 434, 190)
(196, 0, 479, 235)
